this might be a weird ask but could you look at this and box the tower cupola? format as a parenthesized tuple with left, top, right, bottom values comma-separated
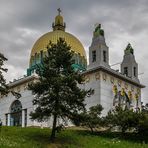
(121, 43, 139, 82)
(88, 23, 110, 69)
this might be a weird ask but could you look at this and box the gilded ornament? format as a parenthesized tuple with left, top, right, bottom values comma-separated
(95, 72, 100, 80)
(135, 93, 139, 100)
(121, 88, 125, 96)
(128, 91, 132, 99)
(113, 85, 118, 95)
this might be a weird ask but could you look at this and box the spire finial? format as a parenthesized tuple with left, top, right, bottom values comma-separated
(57, 8, 61, 15)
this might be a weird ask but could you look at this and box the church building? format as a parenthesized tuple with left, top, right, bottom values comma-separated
(0, 10, 145, 127)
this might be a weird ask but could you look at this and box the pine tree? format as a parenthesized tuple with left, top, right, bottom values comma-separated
(0, 53, 21, 98)
(105, 106, 142, 133)
(0, 53, 8, 95)
(72, 104, 104, 133)
(29, 38, 93, 141)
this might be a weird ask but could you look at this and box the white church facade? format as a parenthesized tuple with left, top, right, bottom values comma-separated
(0, 11, 145, 127)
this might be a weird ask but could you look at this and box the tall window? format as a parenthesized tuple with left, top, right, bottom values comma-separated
(92, 50, 96, 62)
(134, 67, 136, 77)
(124, 67, 128, 76)
(103, 51, 107, 62)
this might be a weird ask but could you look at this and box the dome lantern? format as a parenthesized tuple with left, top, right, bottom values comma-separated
(52, 8, 66, 31)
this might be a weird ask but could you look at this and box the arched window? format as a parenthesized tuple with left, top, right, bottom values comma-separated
(10, 100, 22, 113)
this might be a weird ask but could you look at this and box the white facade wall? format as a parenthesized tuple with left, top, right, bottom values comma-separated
(0, 70, 142, 127)
(100, 71, 114, 116)
(0, 80, 71, 128)
(84, 72, 101, 110)
(84, 70, 141, 116)
(0, 84, 34, 127)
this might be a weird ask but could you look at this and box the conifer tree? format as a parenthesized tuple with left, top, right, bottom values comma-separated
(0, 53, 8, 95)
(29, 38, 93, 141)
(0, 53, 21, 98)
(72, 104, 104, 133)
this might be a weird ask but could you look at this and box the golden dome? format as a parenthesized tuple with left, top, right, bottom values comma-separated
(30, 30, 86, 61)
(27, 9, 87, 76)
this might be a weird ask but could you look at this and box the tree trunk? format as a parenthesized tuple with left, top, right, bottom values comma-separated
(50, 114, 57, 142)
(88, 123, 94, 134)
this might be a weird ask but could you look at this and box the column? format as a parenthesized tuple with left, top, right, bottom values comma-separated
(7, 114, 10, 126)
(22, 110, 25, 127)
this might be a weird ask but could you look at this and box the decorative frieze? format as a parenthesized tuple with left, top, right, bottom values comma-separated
(112, 85, 117, 95)
(128, 91, 132, 99)
(124, 83, 128, 90)
(95, 72, 100, 80)
(103, 73, 107, 81)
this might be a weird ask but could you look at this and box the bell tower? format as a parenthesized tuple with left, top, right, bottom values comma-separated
(121, 43, 139, 82)
(88, 24, 110, 69)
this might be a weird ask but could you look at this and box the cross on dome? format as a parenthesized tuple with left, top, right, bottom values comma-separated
(57, 8, 61, 15)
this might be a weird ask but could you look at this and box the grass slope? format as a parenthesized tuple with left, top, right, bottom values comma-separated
(0, 126, 147, 148)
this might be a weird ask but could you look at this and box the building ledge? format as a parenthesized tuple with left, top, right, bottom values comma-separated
(83, 66, 145, 88)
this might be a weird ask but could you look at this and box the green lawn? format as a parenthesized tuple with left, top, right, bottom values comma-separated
(0, 126, 147, 148)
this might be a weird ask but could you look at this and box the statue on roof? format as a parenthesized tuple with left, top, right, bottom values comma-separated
(124, 43, 134, 55)
(94, 23, 104, 37)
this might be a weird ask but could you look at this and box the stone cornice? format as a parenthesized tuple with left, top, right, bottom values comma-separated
(83, 66, 145, 88)
(8, 75, 38, 88)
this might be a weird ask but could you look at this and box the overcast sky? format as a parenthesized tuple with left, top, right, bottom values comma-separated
(0, 0, 148, 103)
